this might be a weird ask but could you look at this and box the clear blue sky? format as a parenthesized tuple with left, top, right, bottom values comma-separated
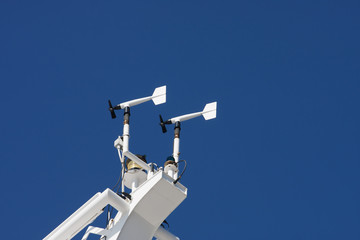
(0, 1, 359, 239)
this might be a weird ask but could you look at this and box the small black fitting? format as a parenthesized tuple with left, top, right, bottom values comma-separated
(124, 106, 130, 123)
(174, 121, 181, 138)
(118, 192, 132, 200)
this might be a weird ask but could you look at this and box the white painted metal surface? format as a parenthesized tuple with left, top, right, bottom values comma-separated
(107, 171, 186, 240)
(116, 86, 166, 109)
(43, 86, 217, 240)
(154, 226, 180, 240)
(124, 169, 147, 190)
(44, 189, 129, 240)
(172, 137, 180, 179)
(123, 123, 130, 152)
(44, 171, 186, 240)
(169, 101, 217, 123)
(123, 150, 151, 172)
(166, 102, 217, 179)
(164, 161, 178, 179)
(202, 102, 217, 120)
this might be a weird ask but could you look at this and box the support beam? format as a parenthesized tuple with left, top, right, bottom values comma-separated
(43, 189, 129, 240)
(154, 227, 180, 240)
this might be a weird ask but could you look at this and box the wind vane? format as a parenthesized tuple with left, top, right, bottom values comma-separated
(43, 85, 217, 240)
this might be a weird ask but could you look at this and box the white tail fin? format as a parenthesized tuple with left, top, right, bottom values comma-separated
(202, 102, 217, 120)
(152, 86, 166, 105)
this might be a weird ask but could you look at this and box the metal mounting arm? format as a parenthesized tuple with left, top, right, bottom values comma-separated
(119, 85, 166, 108)
(121, 106, 151, 172)
(43, 189, 129, 240)
(160, 102, 217, 179)
(111, 86, 167, 175)
(169, 102, 217, 123)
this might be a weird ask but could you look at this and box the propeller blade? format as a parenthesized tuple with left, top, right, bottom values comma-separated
(108, 100, 117, 119)
(159, 114, 164, 123)
(159, 114, 167, 133)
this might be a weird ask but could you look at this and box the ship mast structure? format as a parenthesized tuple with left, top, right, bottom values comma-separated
(43, 86, 217, 240)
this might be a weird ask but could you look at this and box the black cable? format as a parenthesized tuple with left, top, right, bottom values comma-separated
(117, 161, 126, 193)
(105, 205, 110, 227)
(108, 161, 127, 222)
(107, 171, 120, 227)
(173, 159, 187, 184)
(107, 161, 126, 227)
(111, 171, 122, 191)
(151, 162, 159, 171)
(161, 219, 170, 229)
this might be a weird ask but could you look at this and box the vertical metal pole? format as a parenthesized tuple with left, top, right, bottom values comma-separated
(116, 147, 125, 193)
(122, 107, 130, 192)
(122, 107, 130, 153)
(172, 121, 180, 179)
(131, 178, 138, 190)
(120, 151, 125, 193)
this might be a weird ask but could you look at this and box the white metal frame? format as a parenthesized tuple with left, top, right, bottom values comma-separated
(167, 102, 217, 178)
(43, 86, 217, 240)
(44, 189, 129, 240)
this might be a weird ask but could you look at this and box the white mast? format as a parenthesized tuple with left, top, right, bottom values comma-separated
(43, 86, 217, 240)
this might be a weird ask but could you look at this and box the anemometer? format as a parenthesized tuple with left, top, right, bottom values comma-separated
(43, 85, 217, 240)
